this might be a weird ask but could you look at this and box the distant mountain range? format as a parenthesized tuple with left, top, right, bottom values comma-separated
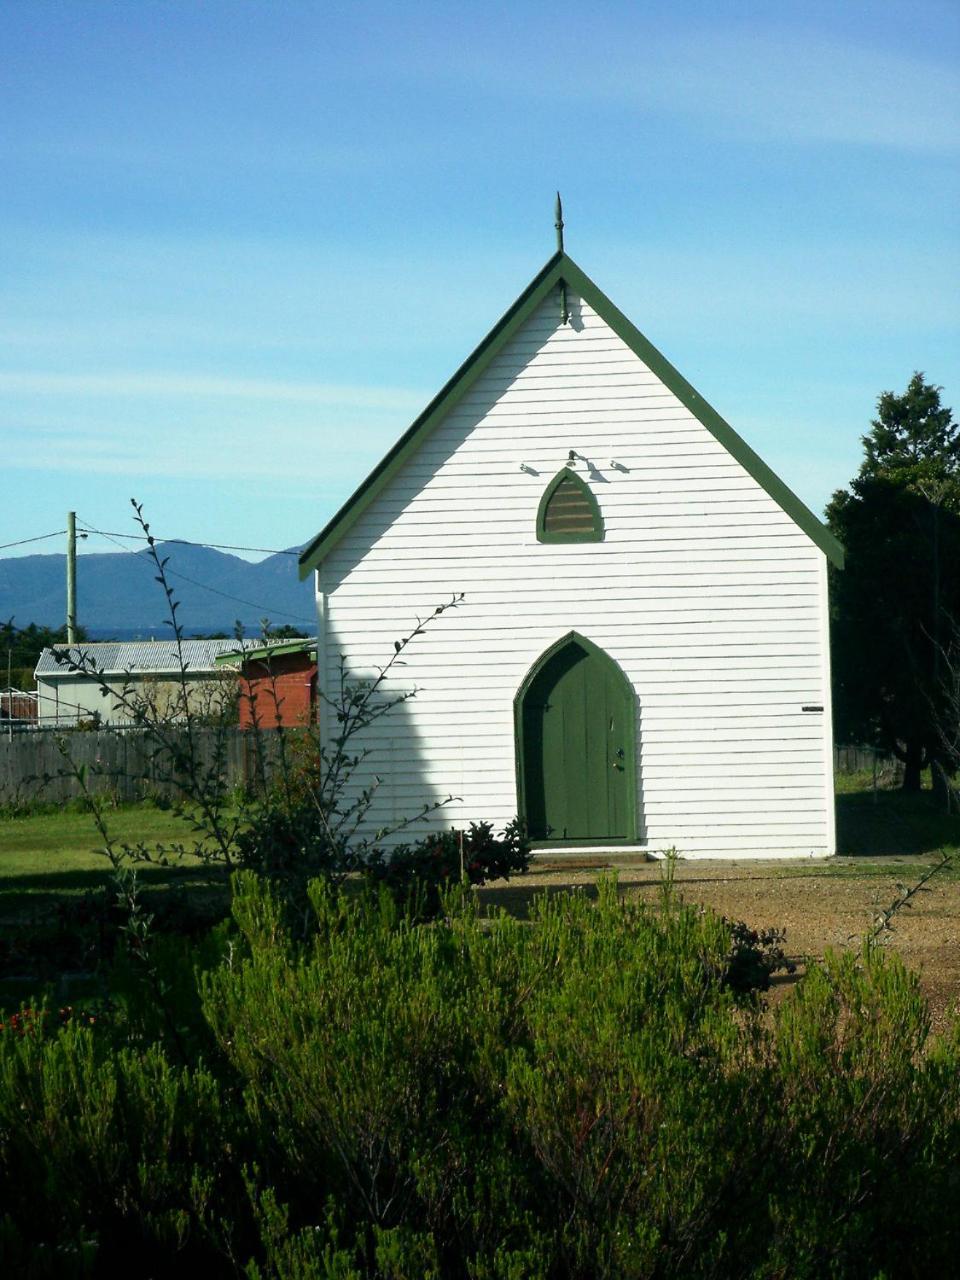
(0, 543, 315, 638)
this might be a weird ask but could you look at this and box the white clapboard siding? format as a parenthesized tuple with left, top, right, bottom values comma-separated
(319, 288, 835, 858)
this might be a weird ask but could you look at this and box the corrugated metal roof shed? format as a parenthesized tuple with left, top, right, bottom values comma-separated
(35, 639, 241, 677)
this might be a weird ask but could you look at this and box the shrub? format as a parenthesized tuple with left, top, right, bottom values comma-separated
(49, 501, 469, 943)
(363, 819, 531, 917)
(0, 1022, 235, 1275)
(764, 940, 960, 1275)
(202, 873, 960, 1277)
(4, 873, 960, 1276)
(721, 916, 795, 993)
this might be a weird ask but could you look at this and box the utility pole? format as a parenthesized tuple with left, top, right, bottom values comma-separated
(66, 511, 77, 644)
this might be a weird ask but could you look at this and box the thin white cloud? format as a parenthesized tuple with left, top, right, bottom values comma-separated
(428, 23, 960, 153)
(0, 133, 444, 176)
(0, 406, 405, 483)
(0, 371, 426, 410)
(631, 30, 960, 152)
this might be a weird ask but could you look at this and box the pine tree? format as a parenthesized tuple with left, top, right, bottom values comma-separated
(827, 374, 960, 792)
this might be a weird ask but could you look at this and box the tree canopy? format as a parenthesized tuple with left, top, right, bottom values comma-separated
(0, 620, 90, 690)
(827, 373, 960, 790)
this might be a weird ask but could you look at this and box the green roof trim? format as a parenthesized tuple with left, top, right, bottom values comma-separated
(215, 637, 316, 667)
(299, 252, 844, 575)
(559, 258, 845, 569)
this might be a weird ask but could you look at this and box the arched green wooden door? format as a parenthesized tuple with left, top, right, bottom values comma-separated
(517, 635, 637, 843)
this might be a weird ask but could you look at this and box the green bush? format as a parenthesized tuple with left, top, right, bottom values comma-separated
(2, 874, 960, 1277)
(0, 1022, 234, 1276)
(362, 819, 531, 917)
(721, 916, 795, 992)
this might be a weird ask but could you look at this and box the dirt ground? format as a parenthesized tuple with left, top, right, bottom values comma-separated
(478, 855, 960, 1034)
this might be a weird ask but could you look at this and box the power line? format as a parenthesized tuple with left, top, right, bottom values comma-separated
(76, 516, 315, 625)
(162, 567, 315, 624)
(75, 525, 299, 556)
(1, 519, 313, 626)
(0, 530, 67, 552)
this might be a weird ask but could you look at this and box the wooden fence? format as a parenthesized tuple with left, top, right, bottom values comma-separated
(833, 744, 903, 780)
(0, 727, 899, 807)
(0, 727, 298, 806)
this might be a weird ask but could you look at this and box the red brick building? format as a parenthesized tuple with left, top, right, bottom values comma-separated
(216, 638, 317, 729)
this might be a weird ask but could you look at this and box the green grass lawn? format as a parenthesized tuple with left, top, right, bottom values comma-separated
(0, 804, 232, 1008)
(4, 778, 960, 870)
(0, 806, 212, 878)
(835, 771, 960, 858)
(0, 804, 231, 925)
(2, 775, 959, 908)
(2, 779, 959, 1013)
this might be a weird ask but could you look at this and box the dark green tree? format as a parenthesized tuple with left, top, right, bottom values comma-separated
(0, 620, 90, 690)
(827, 373, 960, 792)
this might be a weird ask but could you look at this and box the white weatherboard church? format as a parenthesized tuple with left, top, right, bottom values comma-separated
(300, 223, 844, 859)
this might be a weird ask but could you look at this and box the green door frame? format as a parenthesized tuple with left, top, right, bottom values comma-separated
(514, 632, 640, 847)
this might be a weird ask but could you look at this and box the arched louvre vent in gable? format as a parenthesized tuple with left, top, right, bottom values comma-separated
(537, 469, 604, 543)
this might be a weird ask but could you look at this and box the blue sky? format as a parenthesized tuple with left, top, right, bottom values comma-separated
(2, 0, 958, 564)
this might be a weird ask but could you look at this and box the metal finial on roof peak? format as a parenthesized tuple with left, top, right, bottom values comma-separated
(554, 193, 569, 324)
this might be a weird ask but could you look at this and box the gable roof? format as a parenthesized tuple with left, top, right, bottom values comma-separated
(299, 251, 844, 576)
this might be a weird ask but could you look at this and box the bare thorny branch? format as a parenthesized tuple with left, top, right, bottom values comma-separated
(287, 593, 465, 870)
(52, 738, 191, 1063)
(49, 501, 248, 867)
(51, 500, 463, 896)
(864, 851, 955, 946)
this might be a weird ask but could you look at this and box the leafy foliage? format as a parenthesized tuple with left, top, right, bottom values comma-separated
(0, 619, 90, 691)
(720, 916, 794, 993)
(49, 501, 471, 927)
(362, 820, 531, 918)
(3, 874, 960, 1277)
(827, 373, 960, 789)
(860, 374, 960, 485)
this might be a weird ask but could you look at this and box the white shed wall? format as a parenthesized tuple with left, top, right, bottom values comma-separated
(36, 674, 233, 727)
(319, 290, 835, 858)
